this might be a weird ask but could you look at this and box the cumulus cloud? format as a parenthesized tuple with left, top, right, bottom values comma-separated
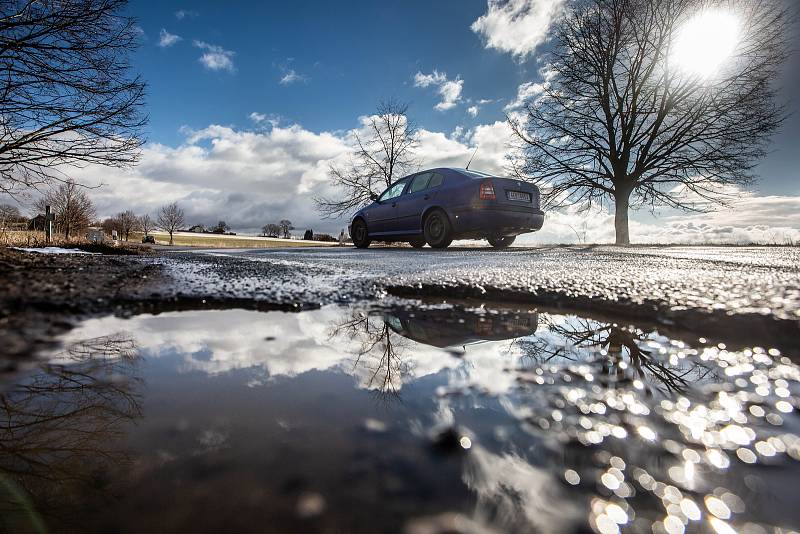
(517, 191, 800, 245)
(413, 70, 463, 111)
(193, 41, 235, 72)
(158, 29, 182, 48)
(14, 111, 797, 244)
(471, 0, 565, 59)
(467, 106, 479, 117)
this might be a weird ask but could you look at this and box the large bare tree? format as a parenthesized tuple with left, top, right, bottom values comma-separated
(157, 202, 184, 245)
(35, 179, 95, 238)
(510, 0, 789, 244)
(0, 0, 147, 195)
(315, 99, 418, 218)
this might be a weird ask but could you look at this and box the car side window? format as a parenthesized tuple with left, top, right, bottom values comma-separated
(427, 173, 443, 189)
(409, 173, 431, 193)
(379, 180, 407, 202)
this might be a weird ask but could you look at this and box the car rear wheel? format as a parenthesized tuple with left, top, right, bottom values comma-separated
(487, 235, 515, 249)
(423, 209, 453, 249)
(351, 219, 371, 249)
(409, 238, 426, 249)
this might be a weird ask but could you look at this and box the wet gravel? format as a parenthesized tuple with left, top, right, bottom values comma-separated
(1, 245, 798, 362)
(158, 246, 800, 350)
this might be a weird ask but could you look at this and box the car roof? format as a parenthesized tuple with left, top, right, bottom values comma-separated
(404, 167, 492, 177)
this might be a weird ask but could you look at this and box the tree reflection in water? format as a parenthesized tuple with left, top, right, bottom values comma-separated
(328, 311, 414, 402)
(516, 316, 720, 394)
(0, 333, 142, 531)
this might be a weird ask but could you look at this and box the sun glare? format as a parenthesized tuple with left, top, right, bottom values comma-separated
(672, 10, 740, 77)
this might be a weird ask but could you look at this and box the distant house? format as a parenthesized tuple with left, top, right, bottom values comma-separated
(27, 214, 46, 231)
(187, 224, 206, 233)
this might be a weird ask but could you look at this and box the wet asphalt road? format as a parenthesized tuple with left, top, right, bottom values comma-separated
(158, 245, 800, 349)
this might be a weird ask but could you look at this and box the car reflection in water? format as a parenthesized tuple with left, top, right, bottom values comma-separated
(384, 306, 538, 349)
(329, 305, 539, 401)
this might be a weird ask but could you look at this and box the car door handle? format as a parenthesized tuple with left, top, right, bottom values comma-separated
(391, 202, 397, 207)
(423, 194, 430, 200)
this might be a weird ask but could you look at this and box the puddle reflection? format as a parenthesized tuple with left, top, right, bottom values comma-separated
(0, 302, 797, 533)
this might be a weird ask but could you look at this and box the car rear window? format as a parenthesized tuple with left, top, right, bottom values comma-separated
(460, 169, 493, 179)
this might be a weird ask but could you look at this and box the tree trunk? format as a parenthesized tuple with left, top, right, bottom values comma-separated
(614, 189, 631, 246)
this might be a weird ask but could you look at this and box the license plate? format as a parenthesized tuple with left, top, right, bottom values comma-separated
(507, 190, 531, 202)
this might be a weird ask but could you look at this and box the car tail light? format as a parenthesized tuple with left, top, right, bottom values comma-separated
(479, 179, 495, 200)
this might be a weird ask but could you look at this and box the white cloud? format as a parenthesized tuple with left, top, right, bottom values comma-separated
(467, 105, 479, 117)
(471, 0, 565, 58)
(504, 81, 546, 111)
(279, 69, 307, 85)
(413, 71, 447, 87)
(413, 70, 463, 111)
(158, 29, 182, 48)
(249, 112, 267, 123)
(16, 112, 797, 244)
(517, 190, 800, 245)
(175, 9, 198, 20)
(193, 41, 235, 72)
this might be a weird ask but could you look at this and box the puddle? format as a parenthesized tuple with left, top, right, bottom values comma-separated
(0, 301, 798, 533)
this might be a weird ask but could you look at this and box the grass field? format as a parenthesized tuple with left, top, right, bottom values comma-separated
(141, 231, 342, 248)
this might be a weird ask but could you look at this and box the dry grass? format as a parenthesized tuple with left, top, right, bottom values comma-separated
(0, 230, 75, 247)
(137, 231, 340, 248)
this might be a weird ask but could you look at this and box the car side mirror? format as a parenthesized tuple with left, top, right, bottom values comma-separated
(370, 192, 379, 201)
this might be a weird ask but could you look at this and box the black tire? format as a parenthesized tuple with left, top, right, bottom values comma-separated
(487, 235, 516, 249)
(409, 238, 426, 249)
(423, 209, 453, 249)
(351, 219, 371, 249)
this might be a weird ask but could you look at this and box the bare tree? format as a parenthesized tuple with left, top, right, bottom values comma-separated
(328, 310, 413, 402)
(101, 216, 120, 236)
(35, 180, 95, 238)
(0, 0, 147, 195)
(510, 0, 789, 244)
(278, 219, 293, 239)
(0, 203, 20, 226)
(139, 213, 154, 237)
(157, 202, 185, 245)
(262, 223, 280, 237)
(117, 210, 138, 241)
(315, 99, 418, 218)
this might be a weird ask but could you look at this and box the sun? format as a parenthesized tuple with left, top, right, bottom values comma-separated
(672, 10, 740, 78)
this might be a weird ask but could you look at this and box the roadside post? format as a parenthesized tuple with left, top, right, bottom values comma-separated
(45, 205, 53, 244)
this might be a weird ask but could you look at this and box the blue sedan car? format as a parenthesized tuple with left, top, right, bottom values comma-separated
(349, 168, 544, 249)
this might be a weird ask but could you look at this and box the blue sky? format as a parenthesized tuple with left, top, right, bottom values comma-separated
(133, 0, 525, 144)
(40, 0, 799, 243)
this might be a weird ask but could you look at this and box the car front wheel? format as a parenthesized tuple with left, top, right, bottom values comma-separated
(351, 219, 371, 248)
(423, 209, 453, 249)
(487, 235, 515, 248)
(409, 238, 426, 249)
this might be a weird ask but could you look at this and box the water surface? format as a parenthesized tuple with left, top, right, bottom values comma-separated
(1, 301, 798, 533)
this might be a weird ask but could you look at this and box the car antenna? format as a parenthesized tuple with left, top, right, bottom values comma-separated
(465, 147, 478, 170)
